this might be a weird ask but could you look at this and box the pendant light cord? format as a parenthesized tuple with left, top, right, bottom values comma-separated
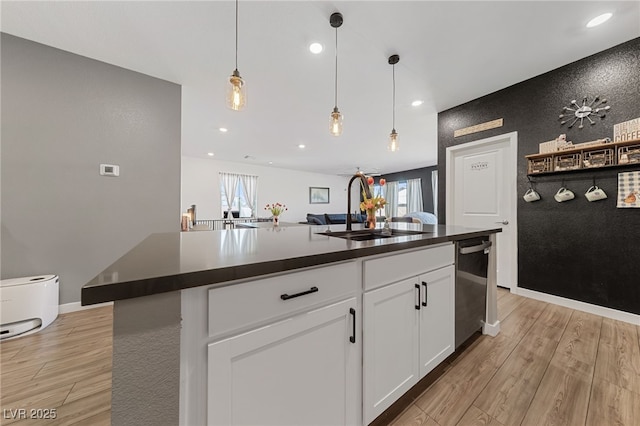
(392, 63, 396, 129)
(334, 27, 338, 108)
(235, 0, 239, 70)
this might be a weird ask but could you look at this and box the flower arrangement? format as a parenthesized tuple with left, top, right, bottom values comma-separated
(360, 176, 386, 228)
(264, 202, 287, 217)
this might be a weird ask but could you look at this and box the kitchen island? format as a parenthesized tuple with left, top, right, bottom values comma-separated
(82, 222, 501, 426)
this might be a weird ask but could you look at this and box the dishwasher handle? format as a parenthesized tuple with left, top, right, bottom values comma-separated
(459, 240, 492, 255)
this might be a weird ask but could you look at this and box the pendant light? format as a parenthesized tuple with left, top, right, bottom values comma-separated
(329, 12, 344, 136)
(388, 54, 399, 151)
(227, 0, 246, 111)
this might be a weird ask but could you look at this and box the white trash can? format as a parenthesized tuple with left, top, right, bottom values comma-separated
(0, 275, 59, 340)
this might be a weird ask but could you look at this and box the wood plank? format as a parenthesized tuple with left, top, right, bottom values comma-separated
(496, 291, 525, 321)
(473, 344, 553, 425)
(2, 355, 111, 407)
(6, 390, 111, 426)
(68, 409, 111, 426)
(458, 405, 505, 426)
(52, 390, 111, 426)
(529, 303, 573, 336)
(550, 310, 602, 379)
(0, 383, 74, 425)
(521, 364, 592, 426)
(64, 372, 112, 404)
(0, 306, 113, 426)
(0, 363, 43, 387)
(586, 377, 640, 426)
(415, 334, 517, 426)
(0, 346, 24, 362)
(496, 287, 509, 300)
(498, 297, 546, 341)
(594, 318, 640, 394)
(390, 404, 438, 426)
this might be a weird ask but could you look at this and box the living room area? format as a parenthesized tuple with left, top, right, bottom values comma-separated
(181, 156, 439, 229)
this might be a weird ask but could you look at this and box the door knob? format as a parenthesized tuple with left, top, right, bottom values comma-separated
(495, 220, 509, 225)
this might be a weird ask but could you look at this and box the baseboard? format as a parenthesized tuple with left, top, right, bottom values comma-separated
(514, 287, 640, 325)
(59, 301, 113, 314)
(482, 320, 501, 336)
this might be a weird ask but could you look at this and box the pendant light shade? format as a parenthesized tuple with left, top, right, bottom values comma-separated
(329, 12, 344, 137)
(227, 69, 246, 111)
(227, 0, 246, 111)
(389, 129, 399, 152)
(388, 54, 399, 151)
(330, 106, 343, 136)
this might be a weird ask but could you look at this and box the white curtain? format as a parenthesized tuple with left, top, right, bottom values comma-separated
(431, 170, 438, 217)
(384, 181, 399, 218)
(406, 178, 423, 213)
(219, 172, 239, 216)
(240, 174, 258, 217)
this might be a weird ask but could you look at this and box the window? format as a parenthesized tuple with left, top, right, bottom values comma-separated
(219, 173, 258, 218)
(220, 181, 252, 217)
(397, 181, 407, 216)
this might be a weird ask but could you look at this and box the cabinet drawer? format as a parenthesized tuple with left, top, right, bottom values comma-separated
(363, 243, 454, 291)
(208, 262, 357, 338)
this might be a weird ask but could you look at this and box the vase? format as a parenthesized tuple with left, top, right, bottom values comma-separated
(366, 210, 376, 229)
(273, 216, 279, 226)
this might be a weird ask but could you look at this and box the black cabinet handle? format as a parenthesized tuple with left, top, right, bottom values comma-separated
(422, 281, 428, 307)
(415, 283, 421, 310)
(349, 308, 356, 343)
(280, 286, 318, 300)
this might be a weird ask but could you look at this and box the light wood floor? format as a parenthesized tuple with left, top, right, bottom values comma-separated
(389, 288, 640, 426)
(0, 306, 112, 425)
(1, 290, 639, 426)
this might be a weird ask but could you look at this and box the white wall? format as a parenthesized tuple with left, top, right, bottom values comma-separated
(181, 157, 356, 222)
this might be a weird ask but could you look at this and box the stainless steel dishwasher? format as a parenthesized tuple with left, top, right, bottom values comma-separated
(455, 238, 492, 348)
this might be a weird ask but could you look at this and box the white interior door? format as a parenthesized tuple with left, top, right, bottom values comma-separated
(446, 132, 517, 289)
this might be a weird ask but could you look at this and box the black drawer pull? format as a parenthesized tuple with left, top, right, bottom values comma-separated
(415, 283, 421, 310)
(280, 286, 319, 300)
(422, 281, 428, 307)
(349, 308, 356, 343)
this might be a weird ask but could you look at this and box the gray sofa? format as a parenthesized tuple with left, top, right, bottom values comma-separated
(305, 213, 365, 225)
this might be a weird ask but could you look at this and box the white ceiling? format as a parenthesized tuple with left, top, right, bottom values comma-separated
(2, 1, 639, 175)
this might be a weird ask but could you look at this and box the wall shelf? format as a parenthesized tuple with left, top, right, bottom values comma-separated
(526, 138, 640, 176)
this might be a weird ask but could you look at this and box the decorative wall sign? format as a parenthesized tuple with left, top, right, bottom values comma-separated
(470, 161, 489, 171)
(454, 118, 503, 138)
(613, 117, 640, 142)
(617, 171, 640, 208)
(559, 96, 610, 129)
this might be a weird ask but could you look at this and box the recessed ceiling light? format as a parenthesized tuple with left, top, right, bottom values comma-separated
(298, 144, 306, 149)
(586, 13, 612, 28)
(207, 152, 215, 156)
(268, 161, 273, 165)
(309, 42, 323, 54)
(219, 127, 228, 133)
(411, 100, 424, 107)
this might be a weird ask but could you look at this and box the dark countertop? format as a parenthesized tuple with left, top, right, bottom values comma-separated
(81, 223, 501, 305)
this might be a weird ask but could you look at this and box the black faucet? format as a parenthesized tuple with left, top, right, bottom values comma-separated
(346, 172, 372, 231)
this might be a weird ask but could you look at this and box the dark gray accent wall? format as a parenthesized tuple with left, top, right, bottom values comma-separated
(380, 165, 438, 215)
(438, 38, 640, 315)
(1, 34, 181, 304)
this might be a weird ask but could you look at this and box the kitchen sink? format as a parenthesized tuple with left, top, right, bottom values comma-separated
(317, 229, 431, 241)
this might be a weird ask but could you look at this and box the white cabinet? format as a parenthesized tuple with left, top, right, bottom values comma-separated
(363, 246, 455, 424)
(208, 297, 359, 426)
(363, 278, 420, 423)
(418, 266, 455, 376)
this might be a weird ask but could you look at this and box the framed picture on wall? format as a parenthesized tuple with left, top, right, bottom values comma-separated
(309, 187, 330, 204)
